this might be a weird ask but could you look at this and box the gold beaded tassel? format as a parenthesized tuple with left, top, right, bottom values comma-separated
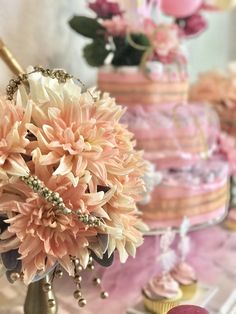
(88, 257, 109, 300)
(71, 257, 87, 308)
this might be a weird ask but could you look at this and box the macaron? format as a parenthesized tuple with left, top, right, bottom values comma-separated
(167, 305, 209, 314)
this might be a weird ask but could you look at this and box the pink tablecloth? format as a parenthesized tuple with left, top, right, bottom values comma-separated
(0, 225, 235, 314)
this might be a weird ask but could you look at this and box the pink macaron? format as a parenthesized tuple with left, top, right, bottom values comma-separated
(167, 305, 209, 314)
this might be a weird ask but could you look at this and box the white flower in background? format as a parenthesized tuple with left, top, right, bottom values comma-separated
(140, 160, 162, 205)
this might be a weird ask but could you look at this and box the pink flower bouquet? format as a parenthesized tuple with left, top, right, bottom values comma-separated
(0, 68, 147, 295)
(68, 0, 211, 68)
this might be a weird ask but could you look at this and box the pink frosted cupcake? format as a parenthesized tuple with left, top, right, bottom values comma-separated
(142, 274, 182, 314)
(170, 262, 197, 300)
(167, 305, 209, 314)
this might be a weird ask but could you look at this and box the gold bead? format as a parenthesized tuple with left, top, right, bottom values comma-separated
(88, 264, 95, 270)
(74, 275, 82, 284)
(88, 256, 93, 263)
(77, 265, 83, 272)
(43, 283, 52, 292)
(78, 298, 87, 307)
(100, 291, 109, 299)
(55, 269, 63, 278)
(6, 85, 13, 92)
(74, 259, 80, 266)
(73, 290, 82, 299)
(10, 272, 20, 282)
(48, 299, 56, 308)
(93, 278, 101, 286)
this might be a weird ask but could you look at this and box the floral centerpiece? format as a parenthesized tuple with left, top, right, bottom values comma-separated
(69, 0, 209, 69)
(0, 66, 147, 310)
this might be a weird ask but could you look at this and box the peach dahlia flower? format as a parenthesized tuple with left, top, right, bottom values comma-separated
(1, 152, 115, 284)
(0, 70, 146, 283)
(0, 97, 31, 183)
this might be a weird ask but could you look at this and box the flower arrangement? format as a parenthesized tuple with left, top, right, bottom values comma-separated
(0, 66, 147, 308)
(69, 0, 210, 68)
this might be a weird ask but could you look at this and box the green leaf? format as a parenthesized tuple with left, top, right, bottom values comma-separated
(83, 40, 110, 67)
(112, 34, 150, 66)
(69, 16, 105, 39)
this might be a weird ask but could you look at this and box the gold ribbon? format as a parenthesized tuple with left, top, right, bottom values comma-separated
(126, 33, 153, 76)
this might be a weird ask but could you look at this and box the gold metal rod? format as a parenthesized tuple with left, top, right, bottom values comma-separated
(0, 39, 24, 76)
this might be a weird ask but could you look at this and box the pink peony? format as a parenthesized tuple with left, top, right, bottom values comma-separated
(89, 0, 123, 19)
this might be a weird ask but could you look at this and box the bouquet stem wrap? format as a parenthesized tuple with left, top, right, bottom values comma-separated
(24, 275, 57, 314)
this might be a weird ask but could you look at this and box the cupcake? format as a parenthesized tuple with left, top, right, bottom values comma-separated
(170, 261, 197, 300)
(142, 274, 182, 314)
(167, 305, 209, 314)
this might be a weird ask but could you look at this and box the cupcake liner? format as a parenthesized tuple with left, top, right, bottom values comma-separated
(180, 282, 197, 301)
(143, 291, 182, 314)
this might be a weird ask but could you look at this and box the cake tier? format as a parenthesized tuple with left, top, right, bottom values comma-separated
(139, 158, 229, 228)
(123, 103, 219, 169)
(98, 66, 188, 106)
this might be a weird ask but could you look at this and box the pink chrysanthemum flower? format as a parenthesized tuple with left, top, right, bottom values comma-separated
(0, 97, 31, 183)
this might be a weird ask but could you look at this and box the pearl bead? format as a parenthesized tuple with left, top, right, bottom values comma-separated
(88, 264, 95, 270)
(74, 275, 82, 284)
(78, 298, 87, 307)
(77, 265, 83, 272)
(10, 272, 20, 282)
(100, 291, 109, 299)
(93, 278, 101, 286)
(74, 259, 80, 266)
(73, 290, 82, 299)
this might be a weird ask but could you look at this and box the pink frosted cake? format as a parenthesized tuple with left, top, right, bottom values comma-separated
(98, 65, 189, 106)
(123, 103, 219, 169)
(139, 158, 229, 228)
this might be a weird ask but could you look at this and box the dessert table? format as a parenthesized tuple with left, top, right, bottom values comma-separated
(0, 224, 235, 314)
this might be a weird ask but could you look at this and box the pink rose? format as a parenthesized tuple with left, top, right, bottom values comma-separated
(102, 16, 128, 36)
(177, 13, 208, 37)
(89, 0, 123, 19)
(144, 20, 180, 57)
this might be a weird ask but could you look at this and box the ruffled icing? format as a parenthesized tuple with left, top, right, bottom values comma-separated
(143, 274, 180, 300)
(170, 262, 197, 285)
